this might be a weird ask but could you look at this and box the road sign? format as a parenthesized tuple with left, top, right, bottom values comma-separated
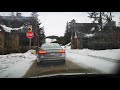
(28, 25, 32, 32)
(26, 32, 34, 38)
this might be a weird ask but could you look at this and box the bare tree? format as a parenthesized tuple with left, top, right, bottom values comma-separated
(88, 12, 114, 31)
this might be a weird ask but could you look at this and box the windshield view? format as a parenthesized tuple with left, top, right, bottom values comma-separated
(0, 12, 120, 78)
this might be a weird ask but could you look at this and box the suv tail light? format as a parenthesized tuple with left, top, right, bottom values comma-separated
(58, 50, 65, 53)
(38, 51, 46, 54)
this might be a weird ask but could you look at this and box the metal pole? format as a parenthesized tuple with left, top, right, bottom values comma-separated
(29, 38, 31, 49)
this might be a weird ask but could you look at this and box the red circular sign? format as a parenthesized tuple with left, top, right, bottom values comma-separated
(26, 32, 34, 38)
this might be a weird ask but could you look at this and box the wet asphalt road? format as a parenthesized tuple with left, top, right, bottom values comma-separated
(22, 60, 97, 78)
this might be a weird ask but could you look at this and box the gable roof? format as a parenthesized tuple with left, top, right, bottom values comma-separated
(72, 23, 98, 38)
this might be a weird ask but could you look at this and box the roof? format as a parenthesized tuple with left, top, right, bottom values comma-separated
(71, 23, 98, 38)
(0, 16, 38, 32)
(0, 16, 32, 20)
(73, 23, 98, 29)
(75, 23, 97, 31)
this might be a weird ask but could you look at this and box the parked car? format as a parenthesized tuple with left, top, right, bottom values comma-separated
(36, 43, 66, 65)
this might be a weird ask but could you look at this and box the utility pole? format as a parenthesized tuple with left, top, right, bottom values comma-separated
(29, 38, 31, 49)
(27, 25, 34, 50)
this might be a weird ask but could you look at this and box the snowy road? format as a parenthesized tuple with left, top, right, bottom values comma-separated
(0, 48, 120, 78)
(22, 60, 95, 78)
(66, 49, 119, 74)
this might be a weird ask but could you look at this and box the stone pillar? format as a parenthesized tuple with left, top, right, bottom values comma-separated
(71, 36, 74, 49)
(11, 34, 19, 52)
(78, 37, 83, 49)
(0, 31, 5, 54)
(74, 38, 77, 49)
(6, 32, 20, 53)
(77, 37, 80, 49)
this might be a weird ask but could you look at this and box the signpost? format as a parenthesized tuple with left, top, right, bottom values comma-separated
(26, 25, 34, 49)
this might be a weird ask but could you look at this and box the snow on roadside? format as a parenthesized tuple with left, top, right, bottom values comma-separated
(0, 50, 37, 78)
(66, 49, 120, 61)
(66, 48, 120, 74)
(66, 52, 117, 74)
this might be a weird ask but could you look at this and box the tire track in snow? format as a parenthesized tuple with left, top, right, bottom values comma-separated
(66, 52, 118, 74)
(87, 55, 120, 63)
(68, 51, 119, 63)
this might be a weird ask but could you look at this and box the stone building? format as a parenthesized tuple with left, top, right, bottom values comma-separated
(0, 15, 45, 47)
(70, 19, 98, 49)
(70, 19, 120, 50)
(0, 15, 45, 54)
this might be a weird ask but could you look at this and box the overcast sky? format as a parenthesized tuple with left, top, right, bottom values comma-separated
(0, 12, 120, 37)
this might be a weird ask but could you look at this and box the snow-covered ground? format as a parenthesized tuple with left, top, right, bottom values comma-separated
(66, 49, 120, 61)
(0, 44, 120, 78)
(0, 50, 37, 78)
(65, 46, 120, 74)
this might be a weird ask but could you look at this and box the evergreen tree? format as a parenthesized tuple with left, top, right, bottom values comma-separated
(30, 12, 45, 46)
(64, 22, 71, 45)
(56, 36, 65, 45)
(30, 12, 39, 20)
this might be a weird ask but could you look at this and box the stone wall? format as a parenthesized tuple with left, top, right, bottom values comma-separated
(0, 31, 5, 54)
(6, 34, 20, 53)
(0, 32, 20, 54)
(77, 37, 83, 49)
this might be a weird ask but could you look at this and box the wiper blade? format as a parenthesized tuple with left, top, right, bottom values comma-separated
(29, 73, 94, 78)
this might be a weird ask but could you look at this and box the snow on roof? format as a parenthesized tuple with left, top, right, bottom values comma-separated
(84, 34, 95, 38)
(99, 29, 101, 31)
(0, 24, 24, 33)
(91, 27, 95, 31)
